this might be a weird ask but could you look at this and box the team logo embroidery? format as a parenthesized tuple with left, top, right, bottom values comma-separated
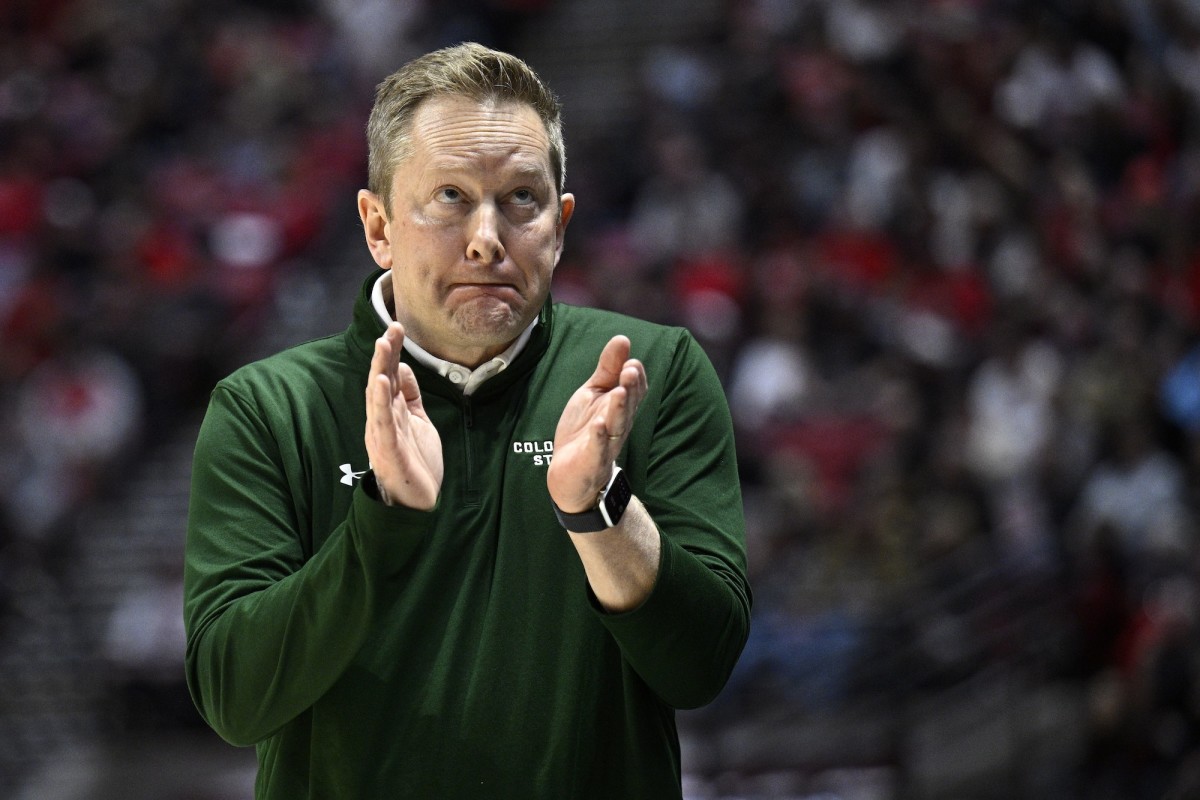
(513, 440, 554, 466)
(339, 463, 367, 486)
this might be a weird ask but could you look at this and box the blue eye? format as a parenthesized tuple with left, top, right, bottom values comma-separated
(510, 189, 534, 205)
(436, 187, 462, 203)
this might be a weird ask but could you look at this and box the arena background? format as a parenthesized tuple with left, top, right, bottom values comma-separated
(3, 0, 1200, 798)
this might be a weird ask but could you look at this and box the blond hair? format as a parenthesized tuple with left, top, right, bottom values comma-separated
(366, 42, 566, 207)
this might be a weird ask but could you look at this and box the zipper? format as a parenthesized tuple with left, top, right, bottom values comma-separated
(462, 395, 479, 506)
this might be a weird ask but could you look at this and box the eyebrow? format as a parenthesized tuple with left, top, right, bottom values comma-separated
(425, 159, 553, 187)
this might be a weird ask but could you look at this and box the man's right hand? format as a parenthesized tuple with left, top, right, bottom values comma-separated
(365, 322, 444, 510)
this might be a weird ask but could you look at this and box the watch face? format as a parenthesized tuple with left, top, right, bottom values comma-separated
(602, 470, 632, 526)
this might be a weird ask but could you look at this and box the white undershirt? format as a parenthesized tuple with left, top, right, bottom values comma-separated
(370, 271, 535, 396)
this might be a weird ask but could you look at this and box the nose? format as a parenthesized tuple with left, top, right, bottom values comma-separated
(466, 203, 505, 265)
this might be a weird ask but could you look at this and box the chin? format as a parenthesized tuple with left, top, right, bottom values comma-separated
(453, 302, 527, 345)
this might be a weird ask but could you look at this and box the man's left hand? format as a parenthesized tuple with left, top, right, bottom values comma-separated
(547, 335, 647, 513)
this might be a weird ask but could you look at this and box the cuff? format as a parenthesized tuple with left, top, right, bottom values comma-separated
(349, 473, 439, 575)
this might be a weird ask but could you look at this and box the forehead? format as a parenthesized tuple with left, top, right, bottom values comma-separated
(406, 95, 552, 175)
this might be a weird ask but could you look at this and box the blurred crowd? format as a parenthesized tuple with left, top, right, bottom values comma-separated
(592, 1, 1200, 797)
(5, 0, 1200, 797)
(0, 0, 371, 550)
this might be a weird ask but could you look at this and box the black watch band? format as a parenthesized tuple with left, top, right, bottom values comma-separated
(552, 467, 632, 532)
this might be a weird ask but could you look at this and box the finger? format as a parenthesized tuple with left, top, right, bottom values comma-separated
(367, 372, 399, 453)
(383, 320, 406, 346)
(368, 347, 392, 417)
(369, 334, 390, 383)
(396, 362, 424, 411)
(371, 323, 408, 395)
(384, 322, 406, 381)
(618, 360, 646, 402)
(601, 385, 629, 440)
(587, 335, 631, 388)
(591, 411, 616, 444)
(613, 361, 645, 424)
(367, 373, 383, 427)
(386, 322, 406, 358)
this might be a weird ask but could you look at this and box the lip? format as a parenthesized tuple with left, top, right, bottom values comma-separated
(448, 282, 521, 297)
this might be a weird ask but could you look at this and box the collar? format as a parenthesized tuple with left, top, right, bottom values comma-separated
(370, 271, 537, 396)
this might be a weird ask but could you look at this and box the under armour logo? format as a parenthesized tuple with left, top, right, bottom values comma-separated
(339, 463, 367, 486)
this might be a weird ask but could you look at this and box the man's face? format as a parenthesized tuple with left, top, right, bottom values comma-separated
(358, 95, 574, 367)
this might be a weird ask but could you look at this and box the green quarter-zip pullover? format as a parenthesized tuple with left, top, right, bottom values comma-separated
(184, 270, 751, 799)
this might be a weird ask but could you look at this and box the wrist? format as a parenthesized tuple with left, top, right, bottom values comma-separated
(552, 466, 631, 532)
(551, 489, 601, 515)
(363, 470, 393, 506)
(547, 463, 613, 513)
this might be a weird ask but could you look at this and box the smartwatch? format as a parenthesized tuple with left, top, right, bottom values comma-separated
(552, 466, 632, 532)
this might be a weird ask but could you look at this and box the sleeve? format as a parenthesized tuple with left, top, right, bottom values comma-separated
(596, 330, 752, 709)
(182, 384, 434, 746)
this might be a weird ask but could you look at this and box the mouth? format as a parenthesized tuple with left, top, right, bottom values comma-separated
(448, 282, 521, 299)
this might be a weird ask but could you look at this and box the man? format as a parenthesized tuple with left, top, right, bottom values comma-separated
(184, 42, 750, 798)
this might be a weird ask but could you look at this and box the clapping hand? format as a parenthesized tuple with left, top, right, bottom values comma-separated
(365, 322, 444, 510)
(547, 335, 647, 514)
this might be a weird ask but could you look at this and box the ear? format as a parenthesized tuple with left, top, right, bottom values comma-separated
(358, 189, 393, 269)
(552, 193, 575, 265)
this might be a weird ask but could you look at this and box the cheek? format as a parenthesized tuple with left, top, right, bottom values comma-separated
(513, 217, 562, 259)
(397, 220, 458, 268)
